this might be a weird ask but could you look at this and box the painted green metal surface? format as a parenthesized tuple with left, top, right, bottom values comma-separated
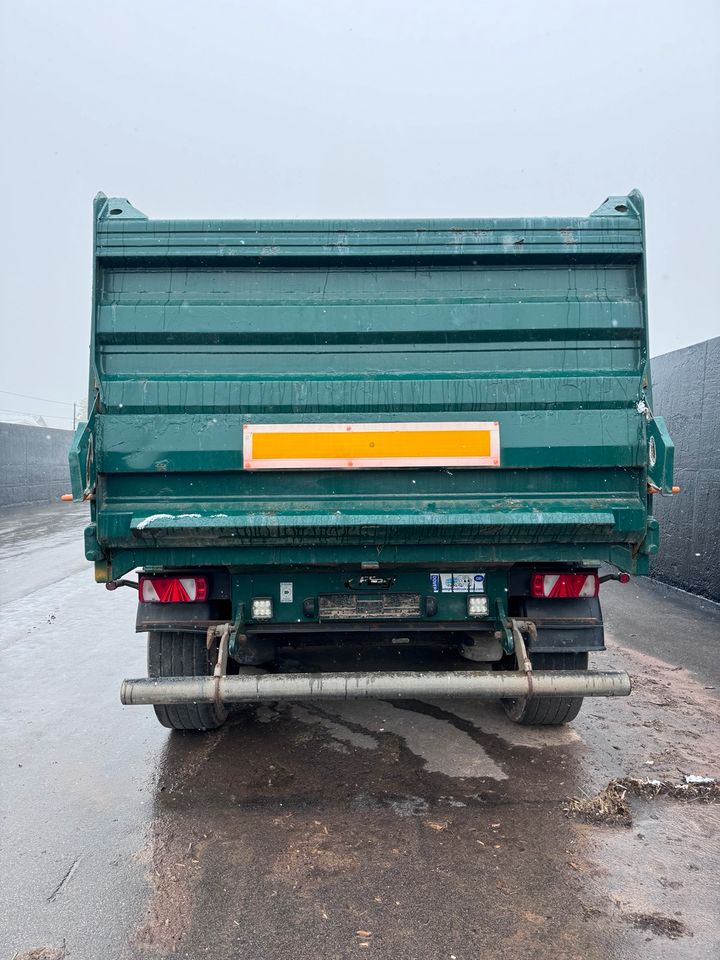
(73, 191, 671, 580)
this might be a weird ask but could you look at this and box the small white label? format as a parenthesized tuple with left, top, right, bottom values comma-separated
(280, 582, 293, 603)
(470, 573, 485, 593)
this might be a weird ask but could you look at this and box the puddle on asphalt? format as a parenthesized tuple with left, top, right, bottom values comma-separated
(291, 699, 508, 780)
(283, 694, 583, 782)
(425, 698, 581, 748)
(290, 704, 379, 751)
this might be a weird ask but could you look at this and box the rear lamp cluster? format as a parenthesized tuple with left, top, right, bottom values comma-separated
(139, 576, 208, 603)
(530, 572, 599, 599)
(138, 579, 276, 620)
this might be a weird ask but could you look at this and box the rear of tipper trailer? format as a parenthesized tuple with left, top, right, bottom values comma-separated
(71, 191, 676, 730)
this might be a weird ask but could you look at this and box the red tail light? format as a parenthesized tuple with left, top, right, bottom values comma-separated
(139, 576, 208, 603)
(530, 571, 599, 599)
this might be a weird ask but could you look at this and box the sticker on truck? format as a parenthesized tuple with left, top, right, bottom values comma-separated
(243, 421, 500, 470)
(431, 573, 485, 593)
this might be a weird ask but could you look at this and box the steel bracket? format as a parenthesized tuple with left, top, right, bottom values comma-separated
(496, 598, 514, 654)
(509, 618, 537, 673)
(206, 622, 233, 702)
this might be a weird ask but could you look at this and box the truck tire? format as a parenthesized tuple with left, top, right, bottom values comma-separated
(501, 652, 588, 726)
(147, 630, 228, 731)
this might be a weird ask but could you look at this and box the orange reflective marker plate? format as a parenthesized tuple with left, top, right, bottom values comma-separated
(243, 422, 500, 470)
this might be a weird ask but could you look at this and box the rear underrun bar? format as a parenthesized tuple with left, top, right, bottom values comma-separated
(120, 669, 631, 706)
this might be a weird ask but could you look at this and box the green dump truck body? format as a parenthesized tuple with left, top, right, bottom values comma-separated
(74, 190, 671, 583)
(75, 191, 673, 728)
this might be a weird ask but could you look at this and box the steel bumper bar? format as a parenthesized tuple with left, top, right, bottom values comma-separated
(120, 669, 631, 705)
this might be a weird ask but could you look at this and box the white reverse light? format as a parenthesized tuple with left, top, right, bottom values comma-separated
(251, 598, 273, 620)
(467, 595, 489, 617)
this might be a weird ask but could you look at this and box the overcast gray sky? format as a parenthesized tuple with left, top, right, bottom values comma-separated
(1, 0, 718, 427)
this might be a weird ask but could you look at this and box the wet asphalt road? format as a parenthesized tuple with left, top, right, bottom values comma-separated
(1, 503, 719, 960)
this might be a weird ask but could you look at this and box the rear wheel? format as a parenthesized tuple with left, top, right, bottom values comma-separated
(501, 651, 588, 726)
(147, 630, 228, 731)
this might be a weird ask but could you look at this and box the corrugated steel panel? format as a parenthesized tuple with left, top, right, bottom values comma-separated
(79, 191, 659, 577)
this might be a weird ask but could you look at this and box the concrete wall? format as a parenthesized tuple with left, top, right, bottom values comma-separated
(650, 337, 720, 602)
(0, 423, 74, 508)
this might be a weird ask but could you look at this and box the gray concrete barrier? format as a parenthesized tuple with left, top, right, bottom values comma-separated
(650, 337, 720, 602)
(0, 423, 74, 508)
